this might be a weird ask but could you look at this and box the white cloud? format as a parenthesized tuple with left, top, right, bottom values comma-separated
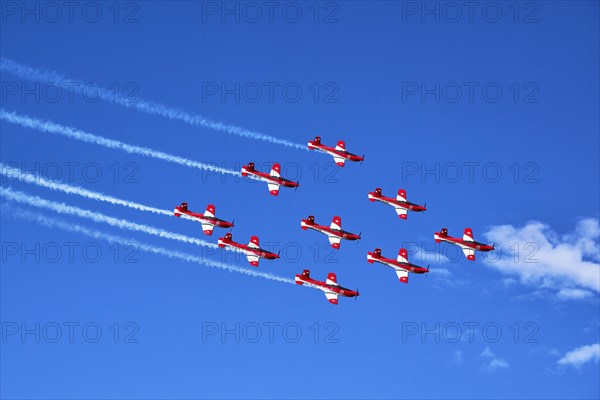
(413, 248, 450, 264)
(483, 218, 600, 299)
(488, 358, 510, 369)
(429, 268, 452, 277)
(428, 267, 468, 289)
(557, 343, 600, 368)
(452, 350, 464, 365)
(480, 347, 510, 371)
(557, 288, 595, 301)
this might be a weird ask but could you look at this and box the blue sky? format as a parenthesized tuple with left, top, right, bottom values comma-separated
(1, 1, 599, 399)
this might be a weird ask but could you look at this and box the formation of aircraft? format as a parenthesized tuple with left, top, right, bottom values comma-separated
(300, 215, 361, 249)
(217, 233, 280, 266)
(173, 202, 234, 235)
(434, 228, 495, 261)
(241, 162, 299, 196)
(308, 136, 364, 167)
(368, 188, 426, 219)
(233, 138, 365, 197)
(367, 248, 429, 283)
(170, 136, 495, 305)
(295, 270, 359, 304)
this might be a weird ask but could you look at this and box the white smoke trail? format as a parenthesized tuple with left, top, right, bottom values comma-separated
(0, 57, 306, 151)
(0, 187, 217, 248)
(0, 162, 170, 216)
(4, 206, 295, 285)
(0, 162, 203, 224)
(0, 109, 240, 176)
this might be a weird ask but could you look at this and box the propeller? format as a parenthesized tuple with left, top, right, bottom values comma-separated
(423, 202, 427, 213)
(354, 289, 360, 301)
(360, 154, 365, 165)
(229, 221, 235, 232)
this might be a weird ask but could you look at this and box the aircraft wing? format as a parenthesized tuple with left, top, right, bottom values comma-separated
(330, 216, 342, 230)
(462, 247, 475, 261)
(267, 182, 280, 196)
(204, 204, 216, 218)
(328, 235, 341, 248)
(324, 291, 339, 305)
(333, 155, 346, 166)
(270, 163, 281, 178)
(396, 189, 407, 202)
(248, 236, 260, 249)
(397, 248, 408, 264)
(395, 268, 409, 283)
(326, 273, 338, 286)
(246, 253, 260, 266)
(463, 228, 474, 242)
(201, 223, 214, 235)
(394, 206, 408, 219)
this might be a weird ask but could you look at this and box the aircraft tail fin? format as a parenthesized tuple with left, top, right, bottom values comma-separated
(218, 232, 232, 248)
(369, 188, 382, 202)
(295, 269, 310, 285)
(301, 216, 315, 230)
(174, 202, 188, 216)
(434, 228, 448, 243)
(241, 162, 255, 176)
(367, 248, 382, 263)
(308, 136, 321, 149)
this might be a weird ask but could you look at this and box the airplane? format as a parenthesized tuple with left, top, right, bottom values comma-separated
(241, 162, 299, 196)
(300, 215, 361, 249)
(434, 228, 495, 261)
(307, 136, 364, 167)
(295, 270, 359, 304)
(173, 202, 234, 235)
(367, 248, 429, 283)
(368, 188, 426, 220)
(217, 233, 280, 266)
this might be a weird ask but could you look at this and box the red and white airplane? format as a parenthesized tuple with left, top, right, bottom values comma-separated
(300, 215, 361, 249)
(434, 228, 495, 261)
(368, 188, 426, 220)
(218, 233, 280, 266)
(367, 248, 429, 283)
(241, 162, 299, 196)
(295, 270, 359, 304)
(307, 136, 364, 167)
(173, 202, 234, 235)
